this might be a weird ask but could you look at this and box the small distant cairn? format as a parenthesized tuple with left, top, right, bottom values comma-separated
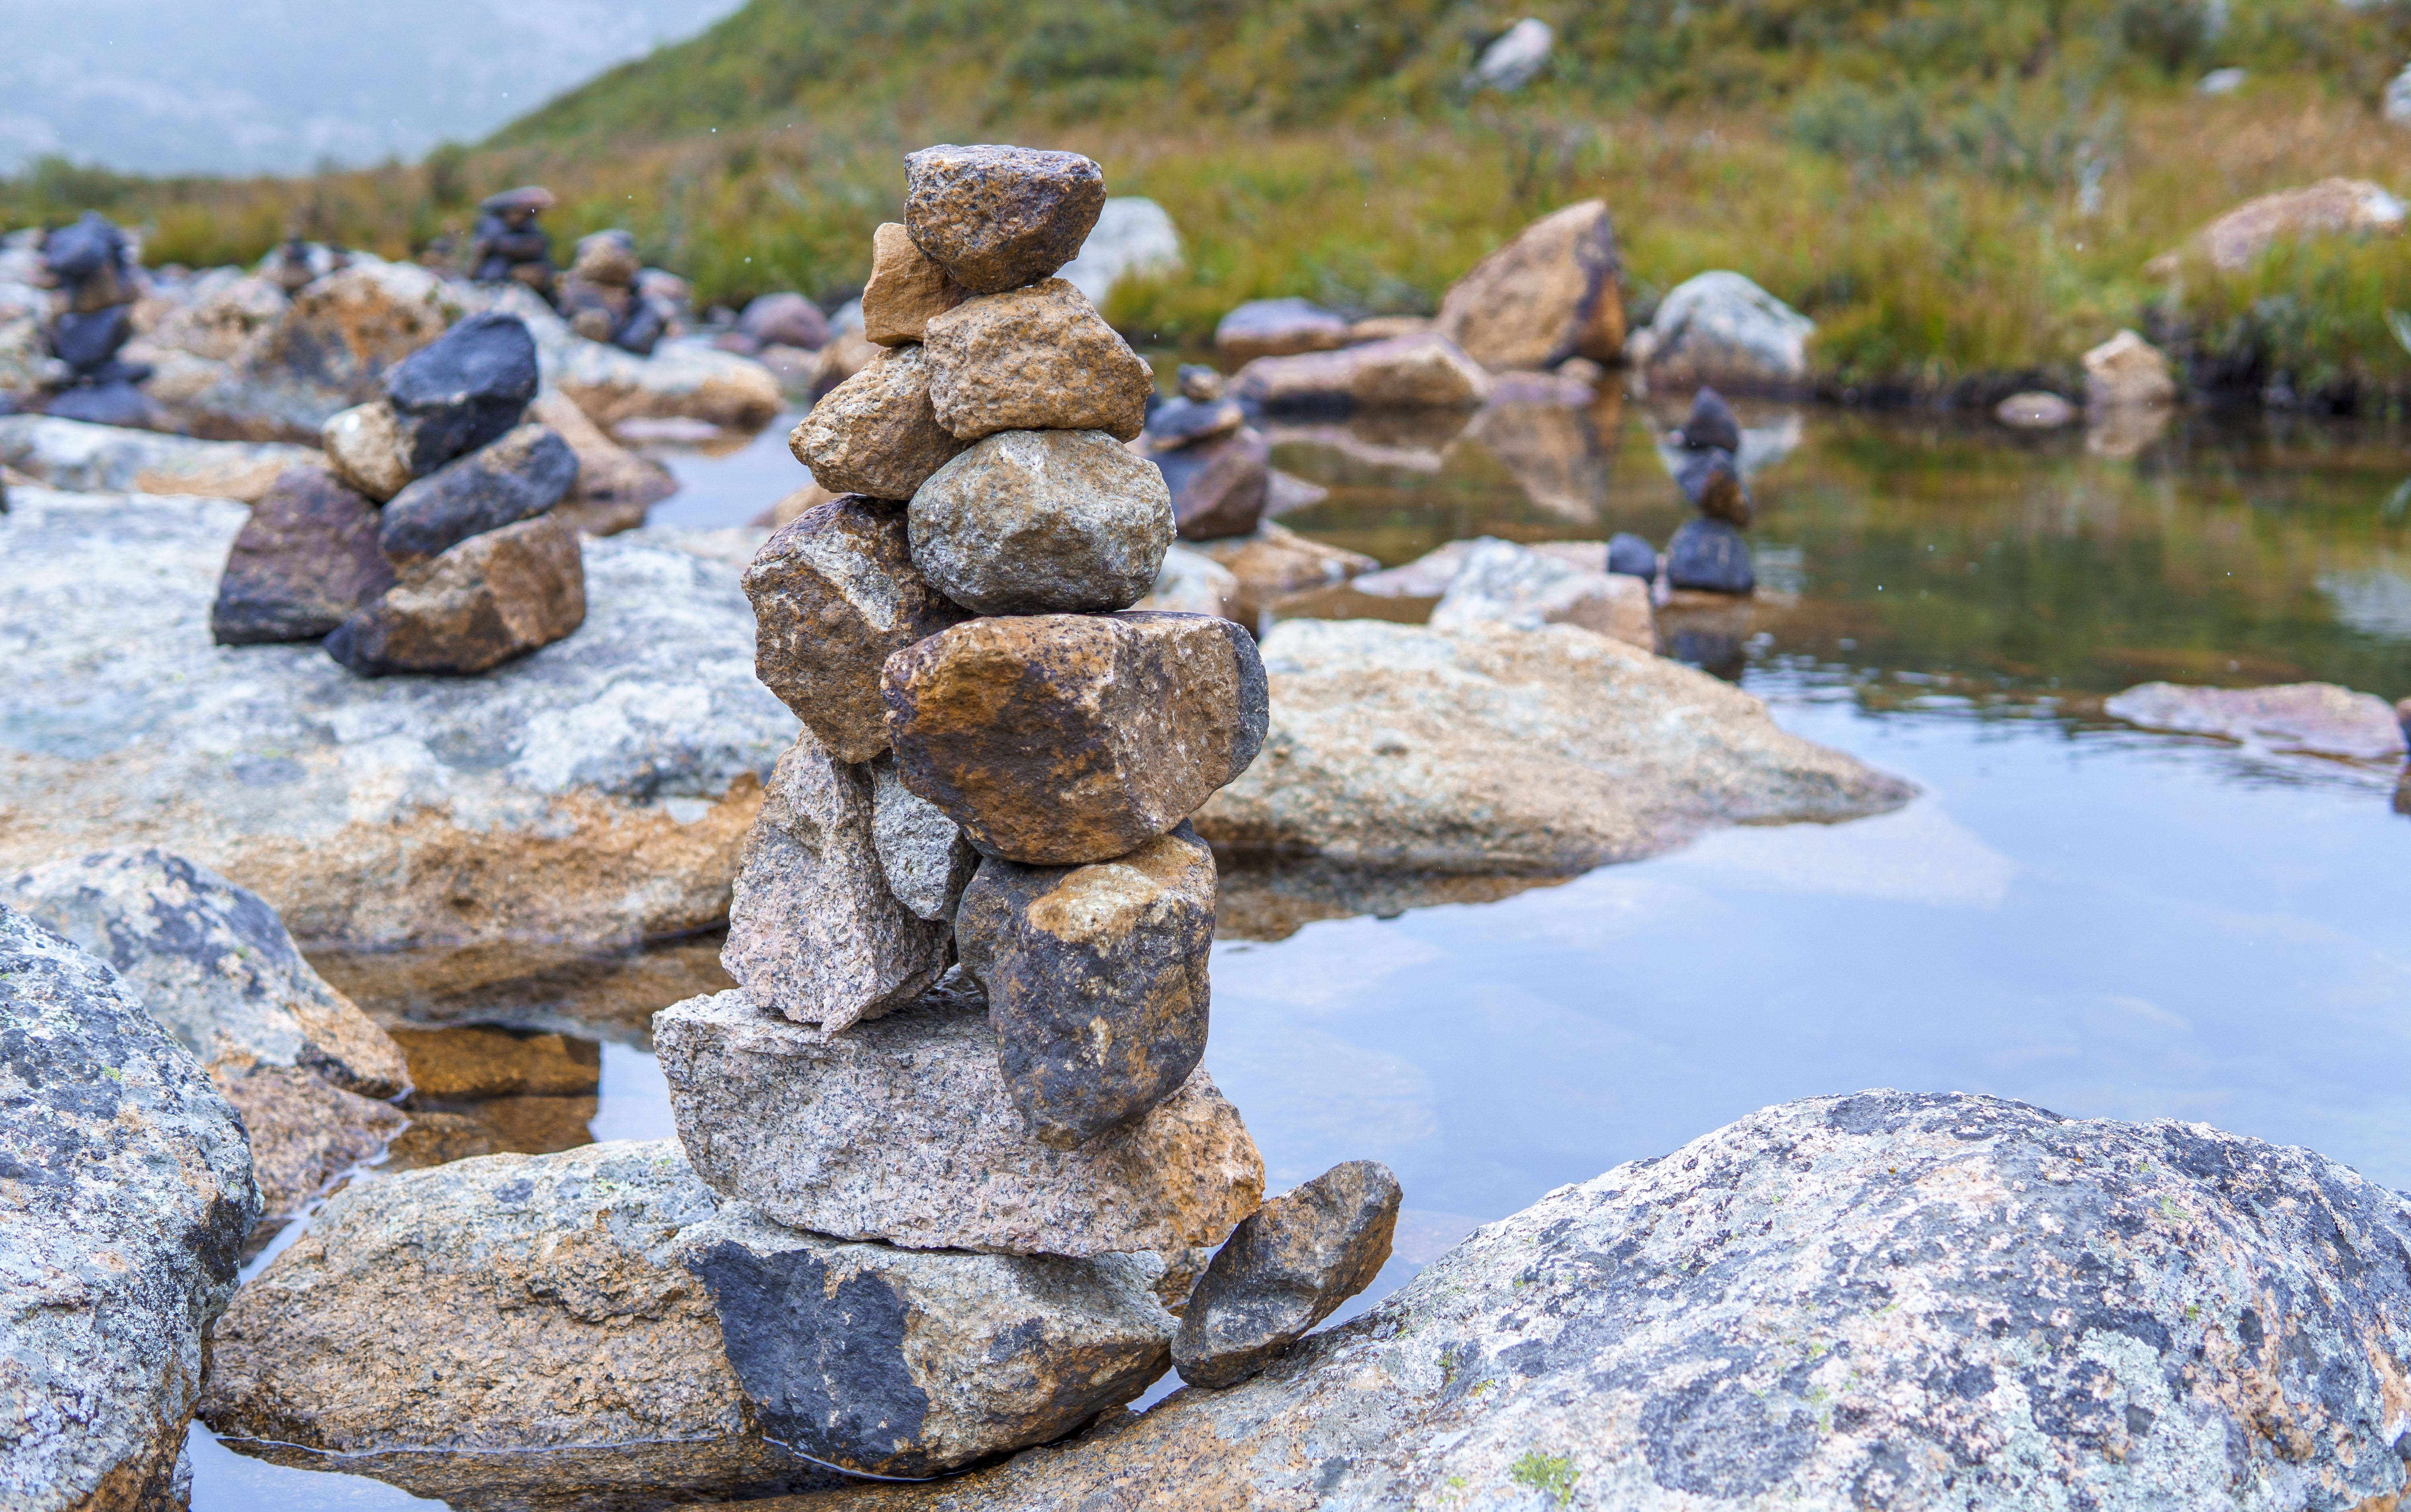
(642, 144, 1403, 1476)
(38, 212, 154, 427)
(556, 229, 678, 356)
(469, 186, 559, 293)
(1664, 385, 1756, 595)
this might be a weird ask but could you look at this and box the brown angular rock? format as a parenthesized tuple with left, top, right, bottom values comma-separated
(923, 278, 1151, 441)
(882, 612, 1270, 866)
(210, 464, 397, 645)
(1154, 426, 1271, 541)
(528, 391, 677, 534)
(904, 144, 1107, 296)
(325, 512, 585, 676)
(862, 221, 966, 346)
(907, 428, 1172, 616)
(319, 400, 413, 501)
(957, 822, 1215, 1149)
(1173, 1160, 1400, 1388)
(721, 731, 950, 1032)
(1436, 199, 1625, 370)
(789, 344, 969, 499)
(224, 1066, 410, 1223)
(744, 496, 969, 763)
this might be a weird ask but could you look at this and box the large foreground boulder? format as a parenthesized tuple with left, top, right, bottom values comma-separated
(0, 908, 260, 1512)
(1194, 620, 1912, 872)
(0, 488, 796, 969)
(0, 413, 312, 501)
(799, 1090, 2411, 1510)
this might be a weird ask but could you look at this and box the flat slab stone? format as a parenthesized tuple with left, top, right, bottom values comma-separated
(0, 489, 797, 962)
(0, 412, 311, 501)
(655, 984, 1263, 1256)
(2104, 680, 2408, 761)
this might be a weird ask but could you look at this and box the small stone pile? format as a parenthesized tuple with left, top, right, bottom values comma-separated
(557, 229, 675, 355)
(1138, 362, 1273, 541)
(38, 212, 154, 427)
(469, 186, 558, 292)
(1662, 385, 1756, 595)
(651, 143, 1400, 1480)
(212, 310, 589, 673)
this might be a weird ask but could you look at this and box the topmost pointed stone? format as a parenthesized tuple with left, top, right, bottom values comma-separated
(905, 145, 1107, 296)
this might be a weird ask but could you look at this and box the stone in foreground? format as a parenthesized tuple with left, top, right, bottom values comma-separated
(786, 1091, 2411, 1511)
(380, 308, 541, 475)
(744, 495, 968, 763)
(923, 278, 1150, 441)
(209, 463, 396, 644)
(1436, 198, 1625, 370)
(1664, 515, 1756, 594)
(862, 221, 966, 345)
(1154, 425, 1271, 541)
(329, 512, 587, 675)
(870, 754, 978, 923)
(0, 909, 260, 1512)
(957, 822, 1216, 1148)
(319, 399, 414, 501)
(2104, 680, 2409, 761)
(908, 428, 1173, 615)
(884, 611, 1269, 865)
(789, 344, 969, 500)
(377, 421, 579, 566)
(1197, 620, 1912, 872)
(722, 732, 950, 1031)
(904, 144, 1107, 295)
(655, 983, 1263, 1255)
(678, 1203, 1173, 1479)
(1173, 1159, 1400, 1388)
(198, 1142, 839, 1511)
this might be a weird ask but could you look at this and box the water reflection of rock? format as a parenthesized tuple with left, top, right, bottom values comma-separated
(1646, 397, 1804, 481)
(1457, 391, 1624, 522)
(313, 932, 734, 1043)
(382, 1023, 605, 1172)
(1212, 854, 1576, 943)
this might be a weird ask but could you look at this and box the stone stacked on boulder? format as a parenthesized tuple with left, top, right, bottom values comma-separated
(469, 186, 559, 293)
(37, 211, 158, 427)
(556, 229, 677, 356)
(1662, 386, 1757, 595)
(645, 144, 1395, 1477)
(209, 309, 593, 672)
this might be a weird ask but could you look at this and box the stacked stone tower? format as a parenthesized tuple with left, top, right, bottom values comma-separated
(654, 145, 1398, 1481)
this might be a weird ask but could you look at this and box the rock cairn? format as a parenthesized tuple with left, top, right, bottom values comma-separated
(1662, 385, 1756, 595)
(652, 143, 1400, 1481)
(211, 310, 589, 673)
(558, 229, 675, 356)
(1138, 362, 1273, 542)
(470, 186, 559, 293)
(37, 212, 154, 428)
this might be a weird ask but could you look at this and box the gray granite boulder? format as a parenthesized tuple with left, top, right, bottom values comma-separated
(868, 754, 977, 923)
(1173, 1160, 1399, 1388)
(803, 1090, 2411, 1510)
(0, 489, 796, 971)
(908, 428, 1173, 615)
(904, 145, 1107, 295)
(0, 908, 260, 1512)
(677, 1203, 1174, 1479)
(0, 412, 311, 501)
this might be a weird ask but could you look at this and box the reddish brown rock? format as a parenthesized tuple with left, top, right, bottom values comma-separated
(210, 464, 396, 645)
(325, 513, 585, 676)
(1436, 199, 1625, 370)
(922, 278, 1151, 442)
(903, 145, 1107, 296)
(789, 344, 969, 499)
(744, 497, 968, 763)
(861, 222, 966, 346)
(882, 612, 1269, 866)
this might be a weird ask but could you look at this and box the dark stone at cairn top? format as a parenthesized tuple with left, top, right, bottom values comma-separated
(381, 311, 541, 476)
(1675, 385, 1741, 454)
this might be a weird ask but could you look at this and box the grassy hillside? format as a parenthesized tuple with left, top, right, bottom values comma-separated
(9, 0, 2411, 403)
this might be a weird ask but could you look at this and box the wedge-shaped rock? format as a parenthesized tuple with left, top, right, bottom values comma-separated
(923, 278, 1150, 441)
(328, 512, 586, 676)
(862, 221, 966, 346)
(790, 344, 969, 499)
(744, 496, 968, 763)
(381, 308, 540, 475)
(1173, 1159, 1399, 1387)
(722, 731, 950, 1031)
(883, 612, 1269, 865)
(1154, 426, 1271, 541)
(677, 1203, 1173, 1479)
(655, 983, 1263, 1255)
(210, 463, 395, 644)
(198, 1142, 839, 1510)
(958, 822, 1215, 1148)
(378, 421, 578, 567)
(319, 399, 413, 501)
(909, 429, 1172, 615)
(1435, 198, 1625, 370)
(905, 144, 1107, 295)
(870, 754, 978, 922)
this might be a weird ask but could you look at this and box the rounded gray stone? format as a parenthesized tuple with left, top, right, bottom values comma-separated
(908, 428, 1172, 615)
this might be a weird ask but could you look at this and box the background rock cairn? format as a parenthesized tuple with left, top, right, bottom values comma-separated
(36, 211, 157, 428)
(211, 309, 588, 673)
(1662, 385, 1757, 595)
(652, 143, 1403, 1480)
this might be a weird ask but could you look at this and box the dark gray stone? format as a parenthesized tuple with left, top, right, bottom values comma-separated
(1665, 515, 1755, 594)
(1173, 1159, 1399, 1389)
(44, 380, 160, 429)
(381, 310, 540, 475)
(1674, 446, 1751, 526)
(51, 305, 134, 371)
(904, 144, 1107, 296)
(1146, 395, 1244, 446)
(1154, 427, 1270, 542)
(211, 464, 395, 644)
(1606, 530, 1659, 579)
(1675, 384, 1742, 453)
(378, 422, 577, 566)
(41, 212, 129, 287)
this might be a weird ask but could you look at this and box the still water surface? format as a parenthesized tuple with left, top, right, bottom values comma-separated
(194, 397, 2411, 1507)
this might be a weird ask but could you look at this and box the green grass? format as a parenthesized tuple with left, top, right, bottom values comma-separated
(7, 0, 2411, 402)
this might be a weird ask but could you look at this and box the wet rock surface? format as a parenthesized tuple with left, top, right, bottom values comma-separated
(904, 144, 1107, 295)
(1437, 199, 1625, 370)
(789, 1090, 2411, 1510)
(862, 221, 966, 345)
(1154, 425, 1272, 541)
(907, 428, 1173, 615)
(380, 308, 541, 474)
(0, 413, 310, 500)
(958, 822, 1217, 1148)
(1195, 619, 1912, 872)
(378, 421, 578, 566)
(199, 1140, 841, 1512)
(655, 983, 1263, 1256)
(330, 512, 587, 676)
(1, 490, 796, 961)
(209, 463, 397, 644)
(677, 1203, 1174, 1479)
(790, 344, 969, 500)
(2104, 680, 2409, 760)
(721, 732, 950, 1033)
(1173, 1159, 1400, 1388)
(923, 278, 1151, 441)
(745, 495, 968, 763)
(883, 611, 1269, 865)
(0, 908, 259, 1512)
